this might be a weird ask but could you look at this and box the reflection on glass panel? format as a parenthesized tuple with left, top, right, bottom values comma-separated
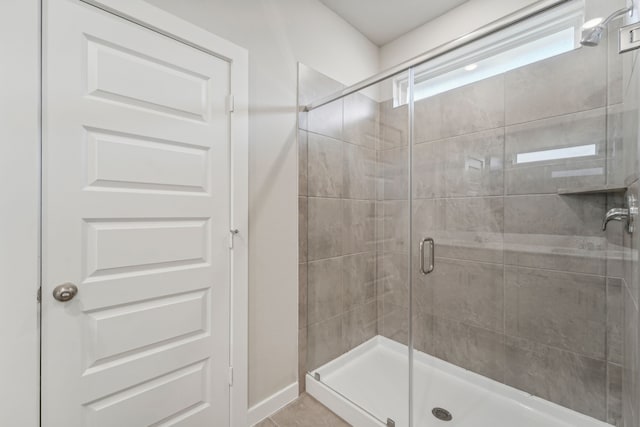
(516, 143, 597, 164)
(299, 63, 410, 426)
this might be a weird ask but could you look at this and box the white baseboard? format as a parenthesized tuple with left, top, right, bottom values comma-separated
(247, 382, 299, 426)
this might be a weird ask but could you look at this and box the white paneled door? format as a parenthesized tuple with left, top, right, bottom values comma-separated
(42, 0, 232, 425)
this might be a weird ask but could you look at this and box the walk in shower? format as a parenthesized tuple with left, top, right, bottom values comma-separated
(298, 0, 637, 425)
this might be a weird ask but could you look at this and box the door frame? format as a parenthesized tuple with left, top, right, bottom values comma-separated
(74, 1, 250, 424)
(0, 1, 41, 427)
(1, 0, 249, 424)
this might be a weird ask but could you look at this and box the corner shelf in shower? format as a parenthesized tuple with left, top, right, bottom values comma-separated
(557, 185, 627, 195)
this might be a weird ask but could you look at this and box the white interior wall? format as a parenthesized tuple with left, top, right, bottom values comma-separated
(3, 0, 605, 423)
(0, 1, 40, 426)
(144, 0, 378, 407)
(379, 0, 540, 70)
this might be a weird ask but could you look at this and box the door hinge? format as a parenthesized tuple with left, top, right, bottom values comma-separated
(228, 366, 234, 386)
(37, 286, 41, 303)
(227, 94, 235, 113)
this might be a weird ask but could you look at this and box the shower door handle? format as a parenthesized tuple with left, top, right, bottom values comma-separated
(420, 238, 435, 275)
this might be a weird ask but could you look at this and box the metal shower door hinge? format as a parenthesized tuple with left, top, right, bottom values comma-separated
(620, 22, 640, 53)
(386, 418, 395, 427)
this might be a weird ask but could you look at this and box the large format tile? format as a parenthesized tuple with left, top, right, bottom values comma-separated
(343, 143, 376, 200)
(378, 252, 410, 347)
(505, 108, 607, 195)
(344, 92, 378, 149)
(375, 200, 384, 253)
(608, 362, 623, 426)
(411, 258, 434, 317)
(299, 327, 307, 394)
(379, 99, 408, 150)
(504, 233, 607, 275)
(412, 313, 435, 356)
(504, 336, 607, 421)
(299, 129, 308, 196)
(343, 252, 376, 311)
(624, 181, 640, 305)
(377, 252, 409, 309)
(623, 281, 639, 427)
(299, 263, 307, 329)
(606, 5, 624, 106)
(308, 198, 343, 261)
(307, 316, 343, 371)
(505, 44, 606, 125)
(380, 146, 409, 200)
(414, 74, 505, 142)
(504, 194, 607, 275)
(607, 104, 625, 188)
(343, 200, 375, 255)
(308, 133, 343, 198)
(342, 301, 377, 351)
(413, 128, 504, 198)
(379, 303, 409, 347)
(504, 266, 606, 359)
(606, 193, 625, 279)
(413, 197, 504, 264)
(623, 55, 640, 184)
(381, 201, 409, 253)
(433, 317, 505, 382)
(270, 394, 350, 427)
(255, 417, 278, 427)
(431, 258, 504, 332)
(307, 258, 343, 325)
(608, 278, 623, 365)
(299, 197, 307, 263)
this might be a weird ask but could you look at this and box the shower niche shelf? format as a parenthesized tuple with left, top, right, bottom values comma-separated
(557, 185, 627, 195)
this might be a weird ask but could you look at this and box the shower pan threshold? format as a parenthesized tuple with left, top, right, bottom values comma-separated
(306, 335, 610, 427)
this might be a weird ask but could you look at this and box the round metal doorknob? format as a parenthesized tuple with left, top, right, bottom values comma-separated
(52, 283, 78, 302)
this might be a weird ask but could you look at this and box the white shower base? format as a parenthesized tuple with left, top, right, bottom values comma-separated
(306, 336, 611, 427)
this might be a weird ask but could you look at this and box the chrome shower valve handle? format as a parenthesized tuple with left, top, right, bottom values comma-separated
(602, 194, 637, 233)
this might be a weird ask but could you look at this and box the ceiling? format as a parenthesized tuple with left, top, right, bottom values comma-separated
(319, 0, 470, 46)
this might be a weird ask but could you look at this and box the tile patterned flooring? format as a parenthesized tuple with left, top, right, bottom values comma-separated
(254, 394, 350, 427)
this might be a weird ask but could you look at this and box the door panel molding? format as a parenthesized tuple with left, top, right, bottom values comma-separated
(41, 0, 249, 425)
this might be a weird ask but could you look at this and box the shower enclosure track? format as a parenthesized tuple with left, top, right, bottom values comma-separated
(304, 0, 571, 112)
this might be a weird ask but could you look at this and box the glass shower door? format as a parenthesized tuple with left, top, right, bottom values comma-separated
(409, 1, 625, 425)
(301, 66, 413, 426)
(408, 56, 509, 425)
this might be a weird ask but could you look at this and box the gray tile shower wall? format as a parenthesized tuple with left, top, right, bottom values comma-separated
(300, 9, 633, 422)
(375, 33, 625, 423)
(622, 18, 640, 425)
(298, 64, 380, 388)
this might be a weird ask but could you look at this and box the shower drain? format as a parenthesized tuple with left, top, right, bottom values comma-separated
(432, 407, 453, 421)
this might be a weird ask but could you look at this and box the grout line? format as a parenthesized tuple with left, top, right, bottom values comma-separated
(378, 192, 611, 201)
(393, 106, 614, 149)
(501, 330, 609, 362)
(306, 195, 378, 202)
(428, 312, 611, 363)
(501, 86, 508, 359)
